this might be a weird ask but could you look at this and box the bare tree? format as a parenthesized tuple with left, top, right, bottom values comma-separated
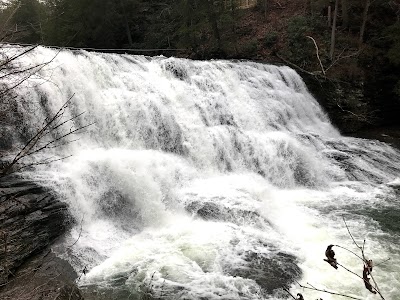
(359, 0, 371, 45)
(204, 0, 222, 51)
(330, 0, 339, 60)
(285, 218, 388, 300)
(1, 10, 91, 179)
(261, 0, 269, 20)
(342, 0, 349, 29)
(340, 218, 386, 299)
(0, 95, 93, 179)
(306, 35, 326, 75)
(119, 0, 133, 48)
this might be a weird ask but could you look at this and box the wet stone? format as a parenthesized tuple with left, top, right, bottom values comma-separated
(185, 200, 270, 227)
(0, 175, 69, 284)
(224, 250, 302, 295)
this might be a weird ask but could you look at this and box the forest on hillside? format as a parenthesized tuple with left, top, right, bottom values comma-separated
(1, 0, 400, 129)
(0, 0, 399, 63)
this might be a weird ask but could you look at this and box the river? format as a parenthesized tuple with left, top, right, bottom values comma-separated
(5, 46, 400, 300)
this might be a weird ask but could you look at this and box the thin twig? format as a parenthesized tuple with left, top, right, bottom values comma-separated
(0, 45, 37, 69)
(0, 95, 75, 176)
(325, 48, 362, 72)
(343, 217, 361, 249)
(374, 258, 390, 267)
(342, 218, 386, 299)
(68, 215, 84, 248)
(10, 155, 73, 173)
(24, 122, 94, 157)
(334, 244, 364, 261)
(296, 281, 362, 300)
(283, 287, 297, 300)
(336, 262, 365, 281)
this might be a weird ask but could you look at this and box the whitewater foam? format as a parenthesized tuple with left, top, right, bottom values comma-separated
(4, 46, 400, 299)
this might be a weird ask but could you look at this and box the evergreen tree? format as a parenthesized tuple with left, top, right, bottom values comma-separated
(3, 0, 44, 43)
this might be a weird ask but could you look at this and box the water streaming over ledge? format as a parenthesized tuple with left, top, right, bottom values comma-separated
(4, 46, 400, 299)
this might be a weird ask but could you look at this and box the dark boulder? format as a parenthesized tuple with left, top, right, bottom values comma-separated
(0, 250, 83, 300)
(224, 250, 302, 295)
(0, 176, 69, 284)
(185, 199, 271, 227)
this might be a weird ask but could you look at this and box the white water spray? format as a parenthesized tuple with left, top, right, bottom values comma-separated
(5, 46, 400, 300)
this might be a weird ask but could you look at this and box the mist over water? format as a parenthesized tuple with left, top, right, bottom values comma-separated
(7, 46, 400, 299)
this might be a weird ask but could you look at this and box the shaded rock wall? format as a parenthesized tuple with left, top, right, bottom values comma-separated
(302, 73, 400, 134)
(301, 74, 371, 133)
(0, 176, 69, 284)
(0, 250, 83, 300)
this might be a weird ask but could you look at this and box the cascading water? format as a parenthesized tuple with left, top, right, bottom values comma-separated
(4, 46, 400, 300)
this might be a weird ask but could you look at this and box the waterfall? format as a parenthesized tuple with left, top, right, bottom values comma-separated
(5, 46, 400, 300)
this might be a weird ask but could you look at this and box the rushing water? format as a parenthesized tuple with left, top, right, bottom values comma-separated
(4, 46, 400, 299)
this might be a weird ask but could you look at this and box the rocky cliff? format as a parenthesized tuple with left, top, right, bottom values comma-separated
(0, 176, 82, 299)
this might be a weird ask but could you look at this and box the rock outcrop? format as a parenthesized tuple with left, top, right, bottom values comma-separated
(0, 176, 82, 299)
(0, 250, 83, 300)
(0, 176, 68, 283)
(301, 74, 370, 133)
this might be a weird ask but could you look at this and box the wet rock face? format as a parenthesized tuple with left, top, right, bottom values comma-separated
(0, 250, 83, 300)
(0, 176, 69, 284)
(0, 127, 16, 151)
(225, 251, 302, 294)
(301, 74, 369, 133)
(186, 200, 270, 228)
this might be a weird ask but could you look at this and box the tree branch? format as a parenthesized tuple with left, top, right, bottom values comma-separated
(306, 36, 326, 75)
(296, 281, 362, 300)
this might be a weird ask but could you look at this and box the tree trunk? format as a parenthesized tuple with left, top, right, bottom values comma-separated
(305, 0, 312, 16)
(123, 14, 133, 47)
(328, 5, 332, 27)
(230, 0, 237, 32)
(205, 0, 222, 50)
(342, 0, 349, 29)
(120, 0, 133, 48)
(263, 0, 268, 20)
(330, 0, 339, 60)
(360, 0, 370, 45)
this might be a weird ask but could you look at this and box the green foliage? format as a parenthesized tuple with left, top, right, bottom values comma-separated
(287, 16, 310, 40)
(0, 0, 243, 58)
(140, 2, 179, 49)
(313, 0, 332, 12)
(172, 0, 241, 57)
(263, 31, 278, 48)
(44, 0, 134, 48)
(383, 22, 400, 96)
(385, 23, 400, 66)
(285, 16, 314, 65)
(239, 38, 258, 57)
(1, 0, 45, 43)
